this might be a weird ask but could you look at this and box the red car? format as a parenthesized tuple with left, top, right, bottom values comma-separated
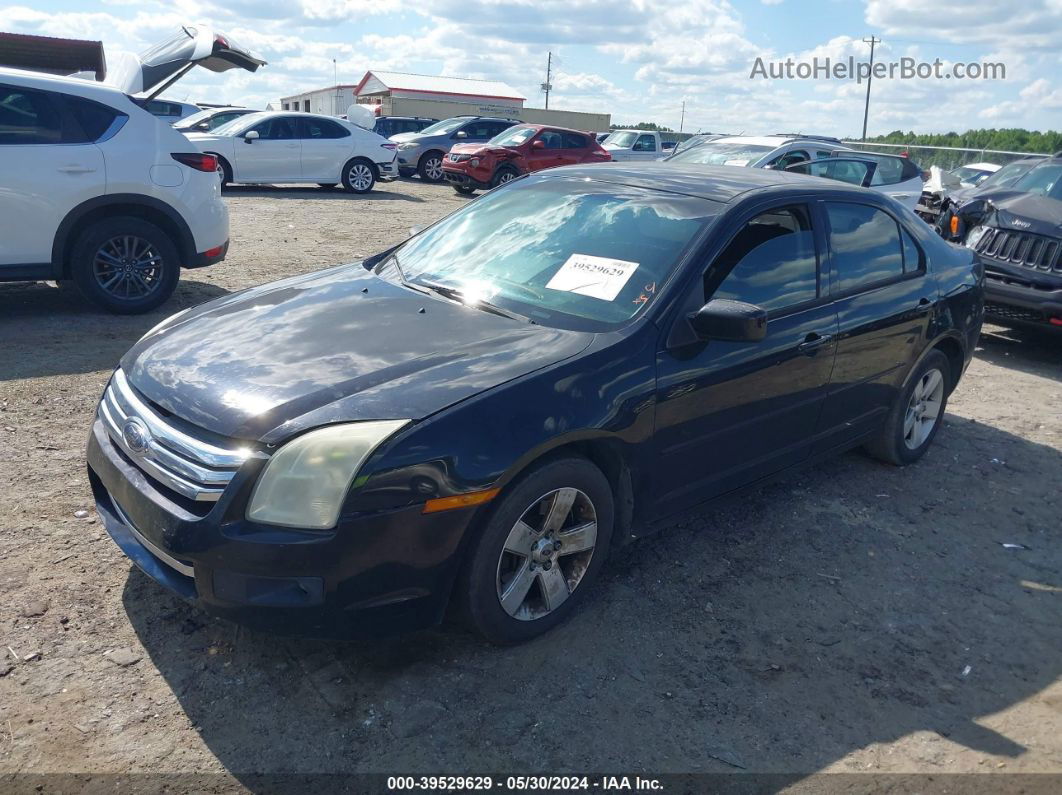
(442, 124, 611, 194)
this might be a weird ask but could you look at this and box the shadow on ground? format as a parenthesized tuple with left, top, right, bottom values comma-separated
(0, 280, 228, 380)
(977, 323, 1061, 381)
(121, 370, 1062, 778)
(223, 184, 426, 202)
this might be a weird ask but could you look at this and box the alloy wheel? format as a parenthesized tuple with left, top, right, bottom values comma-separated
(496, 487, 598, 621)
(496, 171, 515, 184)
(92, 236, 164, 300)
(348, 163, 374, 191)
(903, 367, 944, 450)
(216, 161, 226, 183)
(424, 157, 443, 181)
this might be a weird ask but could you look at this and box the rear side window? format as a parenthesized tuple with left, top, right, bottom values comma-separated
(299, 117, 349, 139)
(826, 203, 904, 292)
(707, 205, 818, 312)
(65, 96, 122, 142)
(0, 85, 62, 144)
(562, 132, 587, 148)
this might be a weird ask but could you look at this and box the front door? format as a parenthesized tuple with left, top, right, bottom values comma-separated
(654, 203, 838, 514)
(234, 116, 300, 182)
(813, 201, 935, 452)
(526, 129, 567, 172)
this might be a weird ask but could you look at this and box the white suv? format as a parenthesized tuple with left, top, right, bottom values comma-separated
(186, 111, 399, 193)
(0, 68, 229, 313)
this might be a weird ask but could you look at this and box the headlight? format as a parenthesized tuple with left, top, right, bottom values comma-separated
(397, 142, 419, 151)
(965, 225, 986, 248)
(470, 158, 480, 167)
(246, 420, 409, 529)
(139, 307, 192, 342)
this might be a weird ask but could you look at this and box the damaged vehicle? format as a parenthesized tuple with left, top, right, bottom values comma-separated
(918, 158, 1042, 227)
(87, 164, 982, 643)
(951, 156, 1062, 332)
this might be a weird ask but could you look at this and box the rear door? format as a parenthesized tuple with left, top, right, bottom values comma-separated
(653, 202, 838, 513)
(234, 116, 300, 182)
(297, 117, 352, 181)
(0, 83, 106, 267)
(558, 131, 591, 166)
(812, 200, 935, 452)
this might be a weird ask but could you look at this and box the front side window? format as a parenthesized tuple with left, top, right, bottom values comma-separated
(0, 86, 62, 144)
(379, 179, 720, 329)
(707, 206, 818, 312)
(253, 116, 297, 140)
(537, 130, 564, 149)
(633, 134, 656, 152)
(826, 203, 905, 293)
(772, 149, 809, 169)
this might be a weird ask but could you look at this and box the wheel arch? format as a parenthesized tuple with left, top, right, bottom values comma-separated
(905, 331, 967, 396)
(52, 195, 194, 278)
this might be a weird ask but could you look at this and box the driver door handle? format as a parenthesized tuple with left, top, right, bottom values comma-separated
(798, 332, 834, 355)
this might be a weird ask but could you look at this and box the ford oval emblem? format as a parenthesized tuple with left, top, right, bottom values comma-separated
(122, 418, 151, 454)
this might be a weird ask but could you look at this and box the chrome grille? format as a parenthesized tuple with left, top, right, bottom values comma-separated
(99, 369, 250, 502)
(975, 227, 1062, 275)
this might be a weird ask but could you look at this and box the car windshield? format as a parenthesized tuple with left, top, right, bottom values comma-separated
(978, 160, 1036, 189)
(603, 131, 639, 147)
(952, 166, 993, 183)
(211, 112, 267, 136)
(174, 108, 217, 129)
(418, 117, 468, 136)
(379, 178, 719, 330)
(1011, 163, 1062, 200)
(666, 142, 773, 166)
(490, 126, 536, 146)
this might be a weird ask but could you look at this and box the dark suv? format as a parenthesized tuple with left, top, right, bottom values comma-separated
(372, 115, 436, 139)
(951, 155, 1062, 332)
(87, 165, 983, 644)
(390, 115, 518, 181)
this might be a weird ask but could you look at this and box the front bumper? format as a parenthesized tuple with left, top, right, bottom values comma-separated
(86, 418, 477, 638)
(442, 167, 491, 191)
(984, 270, 1062, 330)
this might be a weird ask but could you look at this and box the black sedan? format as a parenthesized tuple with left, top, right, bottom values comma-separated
(87, 164, 984, 644)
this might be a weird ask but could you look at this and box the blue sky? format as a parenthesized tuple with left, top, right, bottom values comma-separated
(5, 0, 1060, 136)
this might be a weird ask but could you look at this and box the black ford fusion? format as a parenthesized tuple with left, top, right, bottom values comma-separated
(87, 164, 983, 644)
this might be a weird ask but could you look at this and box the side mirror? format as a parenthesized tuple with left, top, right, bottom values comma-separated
(531, 140, 545, 150)
(454, 130, 468, 139)
(688, 299, 767, 342)
(762, 163, 776, 170)
(244, 130, 259, 142)
(196, 122, 210, 131)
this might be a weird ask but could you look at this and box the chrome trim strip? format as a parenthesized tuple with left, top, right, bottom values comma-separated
(111, 499, 196, 578)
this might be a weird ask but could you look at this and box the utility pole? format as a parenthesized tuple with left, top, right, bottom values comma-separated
(542, 51, 553, 109)
(333, 58, 339, 115)
(679, 100, 685, 133)
(861, 36, 880, 141)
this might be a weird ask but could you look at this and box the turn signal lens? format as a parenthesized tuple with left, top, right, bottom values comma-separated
(422, 488, 500, 514)
(950, 215, 960, 237)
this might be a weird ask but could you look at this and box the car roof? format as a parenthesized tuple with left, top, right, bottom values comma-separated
(0, 66, 130, 101)
(710, 135, 844, 148)
(535, 162, 874, 203)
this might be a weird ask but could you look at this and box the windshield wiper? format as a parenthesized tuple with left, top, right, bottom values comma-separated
(414, 280, 531, 322)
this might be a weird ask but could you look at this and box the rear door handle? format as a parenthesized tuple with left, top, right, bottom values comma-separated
(58, 165, 96, 174)
(798, 332, 834, 355)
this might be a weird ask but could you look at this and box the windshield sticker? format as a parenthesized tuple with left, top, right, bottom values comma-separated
(546, 254, 640, 301)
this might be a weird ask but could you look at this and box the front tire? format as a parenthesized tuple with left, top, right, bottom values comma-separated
(865, 349, 951, 465)
(490, 166, 518, 189)
(458, 456, 614, 645)
(69, 217, 180, 314)
(453, 185, 475, 195)
(342, 159, 377, 194)
(418, 151, 445, 182)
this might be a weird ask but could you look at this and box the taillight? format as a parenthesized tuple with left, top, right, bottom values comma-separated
(172, 152, 218, 172)
(381, 143, 397, 151)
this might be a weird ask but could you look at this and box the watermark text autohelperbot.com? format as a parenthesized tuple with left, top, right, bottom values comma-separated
(750, 56, 1005, 84)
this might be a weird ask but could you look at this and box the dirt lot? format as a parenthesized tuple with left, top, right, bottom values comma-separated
(1, 178, 1060, 789)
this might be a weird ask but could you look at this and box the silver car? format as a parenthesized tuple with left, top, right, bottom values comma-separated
(390, 116, 517, 182)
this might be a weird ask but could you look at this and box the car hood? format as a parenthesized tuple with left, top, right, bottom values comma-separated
(960, 191, 1062, 237)
(107, 25, 266, 98)
(389, 132, 422, 144)
(449, 143, 510, 157)
(120, 265, 593, 443)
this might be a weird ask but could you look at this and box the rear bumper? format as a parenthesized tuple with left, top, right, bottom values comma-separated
(86, 417, 476, 638)
(984, 272, 1062, 330)
(185, 238, 229, 269)
(377, 159, 398, 181)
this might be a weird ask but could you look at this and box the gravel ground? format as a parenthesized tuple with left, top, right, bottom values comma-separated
(1, 178, 1060, 789)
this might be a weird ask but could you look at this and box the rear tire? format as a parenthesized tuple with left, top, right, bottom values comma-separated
(341, 159, 377, 194)
(418, 151, 445, 182)
(457, 456, 614, 645)
(69, 217, 180, 314)
(865, 349, 951, 466)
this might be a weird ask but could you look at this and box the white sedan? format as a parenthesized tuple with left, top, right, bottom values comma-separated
(186, 111, 398, 193)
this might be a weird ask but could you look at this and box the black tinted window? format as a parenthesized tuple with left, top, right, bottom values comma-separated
(901, 227, 923, 272)
(538, 130, 564, 149)
(0, 85, 62, 144)
(773, 149, 810, 169)
(826, 203, 904, 292)
(563, 132, 587, 148)
(708, 206, 818, 311)
(254, 116, 297, 140)
(66, 96, 121, 142)
(299, 117, 348, 139)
